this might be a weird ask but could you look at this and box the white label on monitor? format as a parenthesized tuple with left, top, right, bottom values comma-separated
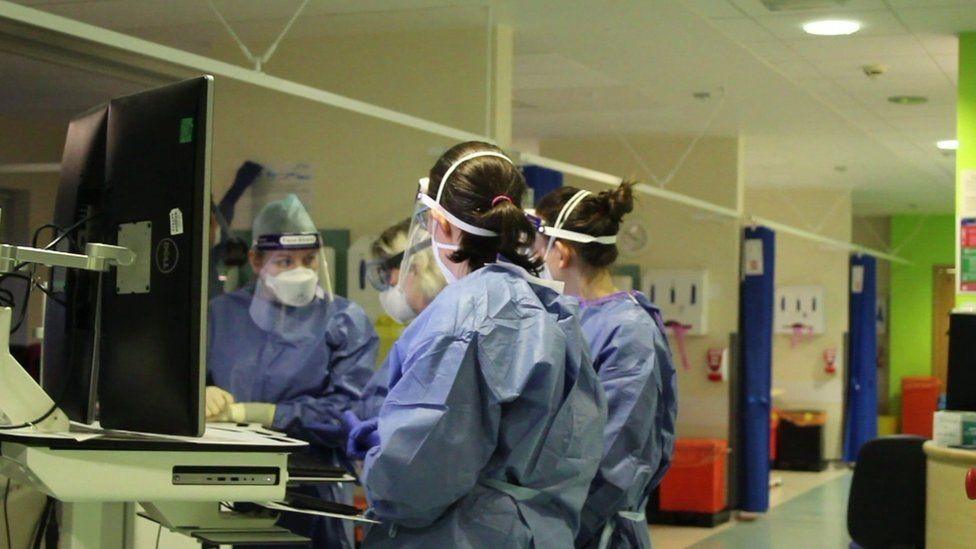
(169, 208, 184, 236)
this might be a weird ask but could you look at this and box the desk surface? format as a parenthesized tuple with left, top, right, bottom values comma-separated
(923, 441, 976, 466)
(0, 422, 306, 453)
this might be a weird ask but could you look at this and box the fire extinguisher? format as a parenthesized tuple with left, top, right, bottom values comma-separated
(707, 347, 727, 382)
(823, 348, 837, 374)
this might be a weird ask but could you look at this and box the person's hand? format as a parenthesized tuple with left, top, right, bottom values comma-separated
(227, 402, 277, 427)
(205, 386, 235, 422)
(347, 417, 380, 460)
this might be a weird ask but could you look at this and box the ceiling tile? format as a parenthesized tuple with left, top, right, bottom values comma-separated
(933, 54, 959, 79)
(788, 35, 927, 60)
(895, 5, 976, 34)
(711, 17, 779, 43)
(917, 34, 958, 56)
(681, 0, 745, 18)
(807, 54, 947, 81)
(514, 54, 620, 90)
(729, 0, 888, 17)
(887, 0, 976, 8)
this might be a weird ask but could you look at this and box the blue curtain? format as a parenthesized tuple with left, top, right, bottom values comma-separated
(738, 226, 775, 513)
(844, 255, 878, 462)
(522, 165, 563, 206)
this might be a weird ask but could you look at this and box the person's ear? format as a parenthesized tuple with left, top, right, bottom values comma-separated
(430, 210, 458, 243)
(555, 241, 573, 269)
(249, 249, 262, 275)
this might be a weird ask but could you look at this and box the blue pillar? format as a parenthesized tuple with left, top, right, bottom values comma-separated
(845, 254, 878, 462)
(738, 226, 774, 512)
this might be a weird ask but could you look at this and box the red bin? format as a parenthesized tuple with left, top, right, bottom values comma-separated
(901, 376, 941, 438)
(659, 438, 727, 514)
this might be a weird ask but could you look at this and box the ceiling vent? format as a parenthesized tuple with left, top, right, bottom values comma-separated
(760, 0, 850, 11)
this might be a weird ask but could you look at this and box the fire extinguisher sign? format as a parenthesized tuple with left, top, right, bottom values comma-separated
(961, 217, 976, 292)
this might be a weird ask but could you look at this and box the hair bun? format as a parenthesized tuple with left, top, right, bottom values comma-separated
(602, 181, 635, 223)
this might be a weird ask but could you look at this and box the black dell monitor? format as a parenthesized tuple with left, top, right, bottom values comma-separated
(97, 76, 213, 436)
(43, 76, 213, 437)
(42, 104, 109, 424)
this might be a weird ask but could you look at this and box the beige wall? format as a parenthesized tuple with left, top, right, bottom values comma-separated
(540, 134, 741, 440)
(0, 112, 72, 345)
(746, 187, 852, 459)
(211, 26, 492, 138)
(852, 215, 891, 413)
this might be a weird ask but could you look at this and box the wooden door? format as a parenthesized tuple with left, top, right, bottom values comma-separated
(932, 265, 956, 386)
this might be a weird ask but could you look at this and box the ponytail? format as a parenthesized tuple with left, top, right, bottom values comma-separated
(428, 141, 541, 274)
(536, 181, 637, 269)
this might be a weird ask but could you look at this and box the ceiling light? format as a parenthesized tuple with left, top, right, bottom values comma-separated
(937, 139, 959, 151)
(887, 95, 928, 105)
(802, 19, 861, 36)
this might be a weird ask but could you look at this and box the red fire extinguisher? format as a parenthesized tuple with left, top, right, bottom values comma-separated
(823, 348, 837, 374)
(707, 347, 727, 382)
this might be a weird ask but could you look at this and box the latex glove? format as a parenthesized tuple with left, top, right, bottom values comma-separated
(347, 416, 380, 460)
(227, 402, 277, 427)
(310, 411, 362, 447)
(205, 386, 235, 421)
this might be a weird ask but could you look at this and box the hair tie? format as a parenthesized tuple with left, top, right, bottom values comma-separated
(491, 195, 514, 207)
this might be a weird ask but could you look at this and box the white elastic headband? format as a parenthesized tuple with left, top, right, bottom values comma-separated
(541, 190, 618, 246)
(418, 150, 515, 238)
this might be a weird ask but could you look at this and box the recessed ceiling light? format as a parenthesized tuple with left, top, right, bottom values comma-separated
(802, 19, 861, 36)
(887, 95, 928, 105)
(937, 139, 959, 151)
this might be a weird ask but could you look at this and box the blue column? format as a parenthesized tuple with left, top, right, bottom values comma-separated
(738, 226, 774, 512)
(845, 254, 878, 462)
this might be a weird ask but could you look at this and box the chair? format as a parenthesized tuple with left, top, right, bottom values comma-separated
(847, 435, 926, 548)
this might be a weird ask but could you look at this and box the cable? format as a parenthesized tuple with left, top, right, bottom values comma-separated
(29, 498, 52, 549)
(0, 401, 59, 431)
(3, 478, 11, 549)
(154, 524, 161, 549)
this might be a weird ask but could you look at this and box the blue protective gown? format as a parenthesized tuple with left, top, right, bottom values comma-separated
(208, 284, 379, 549)
(575, 291, 678, 549)
(356, 360, 390, 420)
(360, 263, 608, 548)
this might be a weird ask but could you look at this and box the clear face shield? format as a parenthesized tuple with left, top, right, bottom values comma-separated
(249, 232, 334, 338)
(388, 184, 448, 322)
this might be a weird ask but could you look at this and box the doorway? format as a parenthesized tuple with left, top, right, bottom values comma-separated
(932, 265, 955, 386)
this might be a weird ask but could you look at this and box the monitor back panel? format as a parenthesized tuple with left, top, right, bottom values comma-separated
(99, 76, 211, 436)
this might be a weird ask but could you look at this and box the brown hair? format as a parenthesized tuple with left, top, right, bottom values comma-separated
(427, 141, 540, 274)
(535, 181, 635, 269)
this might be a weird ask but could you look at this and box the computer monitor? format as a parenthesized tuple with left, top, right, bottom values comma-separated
(96, 76, 212, 436)
(947, 311, 976, 412)
(42, 104, 109, 424)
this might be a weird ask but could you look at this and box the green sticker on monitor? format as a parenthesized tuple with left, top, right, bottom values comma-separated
(179, 117, 194, 143)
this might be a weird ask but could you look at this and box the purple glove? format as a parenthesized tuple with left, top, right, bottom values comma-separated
(347, 416, 380, 460)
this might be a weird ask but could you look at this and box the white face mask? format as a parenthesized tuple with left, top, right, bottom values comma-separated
(379, 286, 417, 324)
(431, 221, 460, 285)
(264, 267, 318, 307)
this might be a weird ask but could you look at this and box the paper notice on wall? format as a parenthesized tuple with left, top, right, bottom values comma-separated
(851, 265, 864, 294)
(743, 239, 764, 276)
(963, 171, 976, 218)
(961, 218, 976, 293)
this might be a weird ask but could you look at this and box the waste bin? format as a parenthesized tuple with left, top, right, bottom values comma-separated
(776, 410, 827, 471)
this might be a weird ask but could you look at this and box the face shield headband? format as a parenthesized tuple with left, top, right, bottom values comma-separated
(535, 190, 618, 260)
(416, 151, 515, 238)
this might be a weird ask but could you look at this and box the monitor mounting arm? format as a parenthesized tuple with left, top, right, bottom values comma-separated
(0, 242, 135, 433)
